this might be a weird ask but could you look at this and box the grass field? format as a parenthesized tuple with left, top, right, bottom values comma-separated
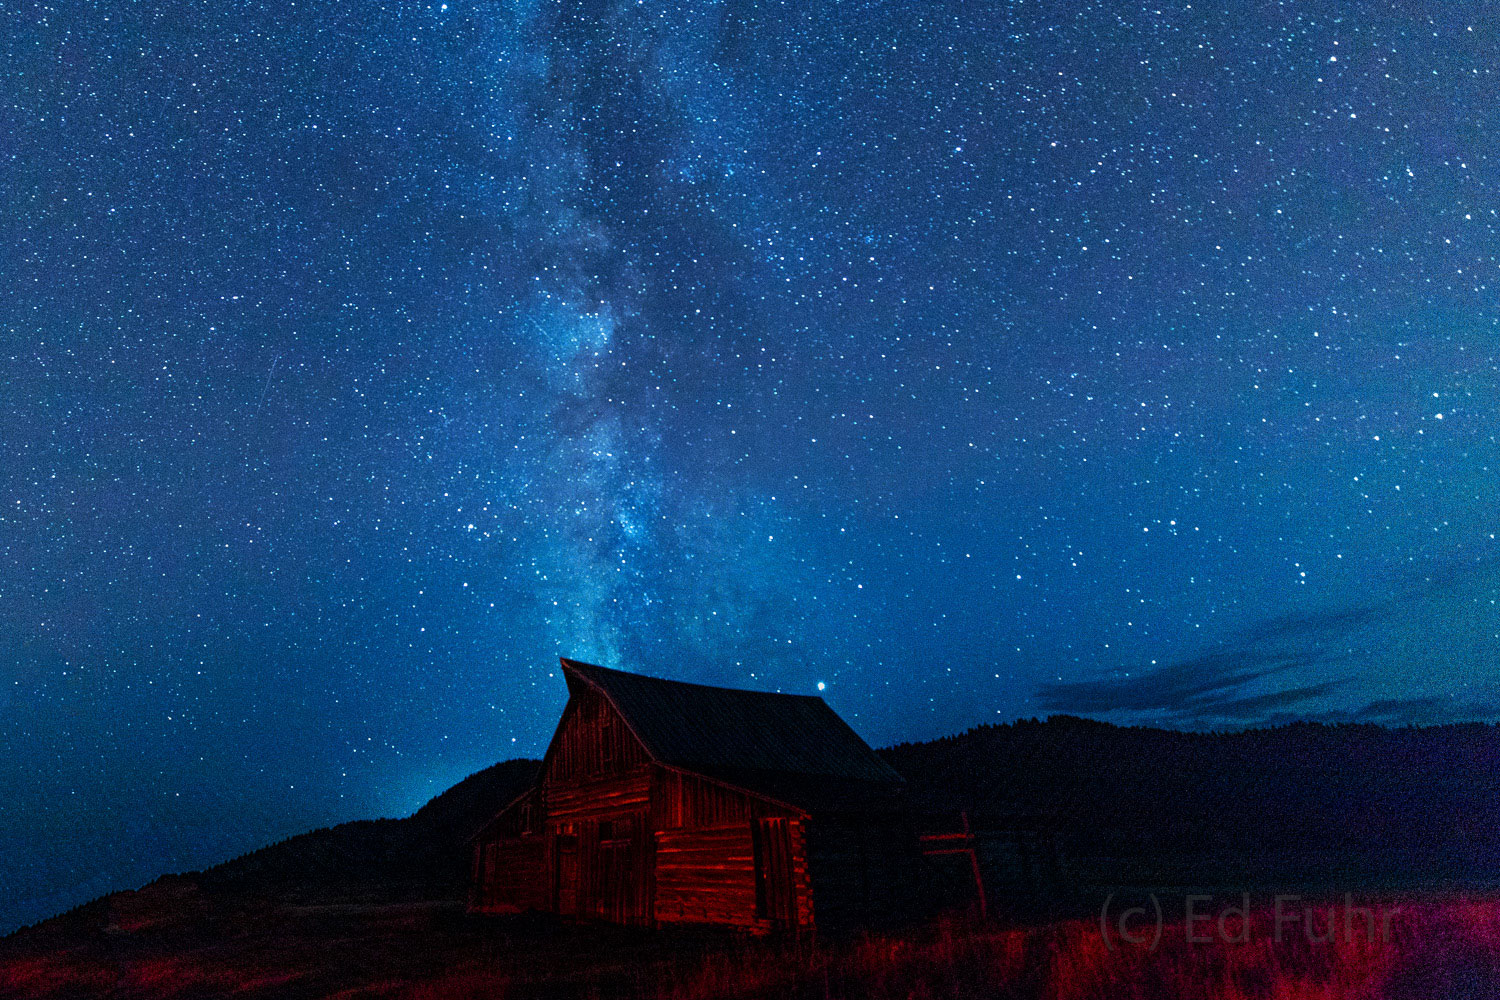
(5, 882, 1500, 999)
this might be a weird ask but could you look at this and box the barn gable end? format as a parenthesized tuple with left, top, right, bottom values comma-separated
(540, 672, 653, 786)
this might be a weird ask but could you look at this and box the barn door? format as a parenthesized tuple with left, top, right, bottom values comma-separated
(554, 833, 579, 915)
(593, 814, 648, 925)
(754, 817, 797, 926)
(596, 821, 627, 923)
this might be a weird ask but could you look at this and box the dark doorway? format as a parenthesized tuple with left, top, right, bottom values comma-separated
(754, 817, 797, 926)
(554, 832, 579, 915)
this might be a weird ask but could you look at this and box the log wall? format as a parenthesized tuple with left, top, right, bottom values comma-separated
(654, 822, 760, 928)
(472, 836, 548, 912)
(546, 769, 652, 821)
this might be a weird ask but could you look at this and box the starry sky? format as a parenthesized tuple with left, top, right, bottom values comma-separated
(4, 0, 1499, 930)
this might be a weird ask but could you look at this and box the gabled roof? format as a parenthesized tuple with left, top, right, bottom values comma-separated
(560, 658, 903, 811)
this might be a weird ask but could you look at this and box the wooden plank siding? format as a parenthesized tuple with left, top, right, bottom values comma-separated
(545, 769, 652, 822)
(543, 687, 650, 784)
(472, 837, 548, 913)
(653, 816, 813, 930)
(574, 810, 654, 925)
(536, 687, 658, 925)
(654, 822, 759, 928)
(654, 767, 764, 829)
(753, 817, 815, 929)
(790, 819, 814, 928)
(473, 757, 824, 930)
(481, 787, 542, 839)
(652, 767, 812, 929)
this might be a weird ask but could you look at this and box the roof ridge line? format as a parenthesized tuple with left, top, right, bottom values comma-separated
(559, 657, 827, 701)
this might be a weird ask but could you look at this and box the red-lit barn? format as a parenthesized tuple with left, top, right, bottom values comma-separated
(469, 658, 916, 932)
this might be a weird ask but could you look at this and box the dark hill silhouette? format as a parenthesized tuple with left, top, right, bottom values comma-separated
(193, 758, 539, 903)
(15, 715, 1500, 942)
(881, 716, 1500, 885)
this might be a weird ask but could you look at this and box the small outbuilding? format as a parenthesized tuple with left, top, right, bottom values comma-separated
(469, 658, 919, 932)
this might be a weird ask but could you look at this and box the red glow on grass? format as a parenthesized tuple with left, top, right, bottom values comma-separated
(6, 897, 1500, 998)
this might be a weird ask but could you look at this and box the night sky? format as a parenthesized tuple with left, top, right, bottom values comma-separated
(4, 0, 1499, 930)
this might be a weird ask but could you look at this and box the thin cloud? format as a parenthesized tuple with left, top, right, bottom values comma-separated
(1034, 556, 1500, 728)
(1034, 650, 1315, 716)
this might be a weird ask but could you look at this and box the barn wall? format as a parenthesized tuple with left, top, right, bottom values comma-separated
(787, 818, 815, 928)
(472, 837, 548, 912)
(575, 811, 654, 924)
(651, 768, 814, 929)
(654, 822, 760, 928)
(471, 787, 546, 912)
(792, 815, 816, 929)
(480, 788, 541, 839)
(535, 689, 658, 925)
(753, 816, 814, 929)
(543, 686, 650, 784)
(546, 784, 655, 924)
(653, 768, 759, 829)
(546, 769, 652, 820)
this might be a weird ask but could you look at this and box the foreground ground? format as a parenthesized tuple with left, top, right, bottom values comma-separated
(6, 881, 1500, 999)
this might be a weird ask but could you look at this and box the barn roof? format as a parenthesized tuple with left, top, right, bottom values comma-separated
(560, 658, 904, 811)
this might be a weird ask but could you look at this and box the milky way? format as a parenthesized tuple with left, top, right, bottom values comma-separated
(3, 0, 1498, 929)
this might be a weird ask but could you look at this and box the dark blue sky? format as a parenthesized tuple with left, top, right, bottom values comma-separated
(3, 0, 1498, 930)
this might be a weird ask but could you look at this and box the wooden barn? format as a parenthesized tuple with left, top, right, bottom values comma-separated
(469, 658, 918, 932)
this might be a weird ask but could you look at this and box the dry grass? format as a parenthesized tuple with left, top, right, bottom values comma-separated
(5, 891, 1500, 998)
